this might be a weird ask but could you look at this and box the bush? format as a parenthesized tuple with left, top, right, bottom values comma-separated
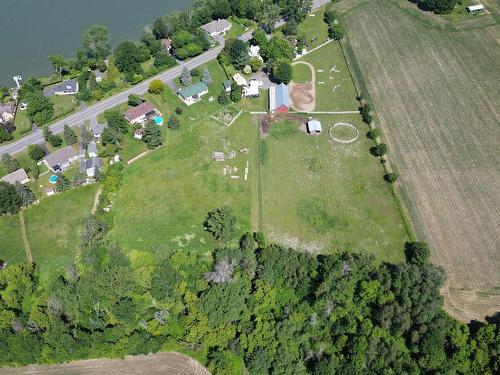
(367, 128, 381, 140)
(28, 144, 45, 161)
(204, 207, 237, 240)
(167, 115, 180, 130)
(384, 172, 398, 183)
(128, 94, 143, 107)
(175, 107, 183, 115)
(371, 143, 388, 157)
(148, 80, 165, 94)
(153, 52, 176, 69)
(230, 83, 242, 103)
(405, 241, 431, 265)
(218, 89, 229, 105)
(328, 25, 345, 41)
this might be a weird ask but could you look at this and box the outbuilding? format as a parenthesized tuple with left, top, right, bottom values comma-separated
(307, 119, 322, 134)
(134, 128, 144, 140)
(466, 4, 484, 12)
(87, 141, 97, 158)
(269, 83, 289, 114)
(222, 80, 232, 93)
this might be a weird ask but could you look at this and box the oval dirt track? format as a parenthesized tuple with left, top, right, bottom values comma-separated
(1, 352, 210, 375)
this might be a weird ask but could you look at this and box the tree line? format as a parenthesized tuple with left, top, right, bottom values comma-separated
(0, 207, 498, 373)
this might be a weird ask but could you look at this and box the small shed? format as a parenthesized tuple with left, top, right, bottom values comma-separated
(307, 119, 322, 134)
(222, 80, 232, 93)
(134, 128, 144, 140)
(466, 4, 484, 12)
(87, 141, 97, 158)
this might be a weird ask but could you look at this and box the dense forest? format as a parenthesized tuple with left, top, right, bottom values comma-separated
(0, 213, 498, 373)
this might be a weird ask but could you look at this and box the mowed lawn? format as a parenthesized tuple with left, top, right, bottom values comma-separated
(0, 214, 25, 265)
(292, 63, 313, 83)
(296, 5, 329, 49)
(109, 112, 259, 260)
(261, 114, 407, 263)
(23, 185, 97, 282)
(298, 40, 359, 111)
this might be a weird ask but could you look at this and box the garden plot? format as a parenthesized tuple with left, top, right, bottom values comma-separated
(210, 105, 242, 127)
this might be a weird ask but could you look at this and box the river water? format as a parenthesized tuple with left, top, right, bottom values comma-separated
(0, 0, 192, 86)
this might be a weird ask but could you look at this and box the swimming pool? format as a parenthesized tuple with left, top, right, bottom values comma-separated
(49, 174, 59, 184)
(154, 116, 164, 125)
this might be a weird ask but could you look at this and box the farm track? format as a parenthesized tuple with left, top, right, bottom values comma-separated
(342, 0, 500, 321)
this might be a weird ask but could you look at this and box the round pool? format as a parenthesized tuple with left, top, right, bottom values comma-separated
(154, 116, 164, 125)
(49, 174, 59, 184)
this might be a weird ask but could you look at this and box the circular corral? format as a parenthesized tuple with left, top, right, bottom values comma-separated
(328, 122, 359, 144)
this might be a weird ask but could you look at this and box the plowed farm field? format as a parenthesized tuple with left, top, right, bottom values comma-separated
(340, 0, 500, 321)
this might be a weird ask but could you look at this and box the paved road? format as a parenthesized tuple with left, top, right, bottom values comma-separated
(0, 0, 329, 156)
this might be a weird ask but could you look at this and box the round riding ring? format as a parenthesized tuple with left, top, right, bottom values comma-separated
(329, 122, 359, 144)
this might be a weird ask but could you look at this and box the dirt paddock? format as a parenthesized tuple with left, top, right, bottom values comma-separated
(0, 352, 210, 375)
(289, 61, 316, 112)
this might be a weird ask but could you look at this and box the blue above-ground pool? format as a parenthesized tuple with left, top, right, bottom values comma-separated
(154, 116, 164, 125)
(49, 174, 59, 184)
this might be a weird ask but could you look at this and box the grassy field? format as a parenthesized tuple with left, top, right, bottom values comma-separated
(292, 63, 313, 83)
(261, 114, 406, 262)
(296, 5, 329, 49)
(24, 185, 97, 281)
(0, 185, 96, 282)
(109, 112, 260, 262)
(0, 214, 25, 265)
(51, 95, 77, 119)
(339, 0, 500, 320)
(297, 40, 359, 111)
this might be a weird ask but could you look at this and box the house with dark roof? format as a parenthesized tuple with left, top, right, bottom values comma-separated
(0, 103, 15, 124)
(43, 79, 79, 97)
(43, 146, 82, 172)
(123, 102, 158, 124)
(200, 19, 232, 37)
(269, 83, 289, 114)
(0, 168, 30, 185)
(178, 82, 208, 106)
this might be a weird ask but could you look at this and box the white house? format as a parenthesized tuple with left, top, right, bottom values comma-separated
(80, 157, 102, 178)
(0, 168, 30, 185)
(87, 141, 97, 158)
(243, 79, 263, 98)
(200, 19, 232, 37)
(466, 4, 484, 12)
(248, 45, 263, 61)
(178, 82, 209, 106)
(307, 119, 322, 134)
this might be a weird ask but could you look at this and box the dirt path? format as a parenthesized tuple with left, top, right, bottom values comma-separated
(18, 211, 33, 264)
(1, 352, 210, 375)
(289, 61, 316, 112)
(91, 188, 102, 214)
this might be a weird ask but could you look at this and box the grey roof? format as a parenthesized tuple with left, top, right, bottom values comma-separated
(87, 142, 97, 155)
(201, 19, 231, 34)
(276, 83, 289, 108)
(91, 122, 106, 135)
(80, 157, 102, 173)
(44, 79, 78, 96)
(307, 119, 322, 132)
(44, 146, 77, 168)
(0, 103, 15, 115)
(92, 69, 107, 79)
(222, 79, 232, 90)
(0, 168, 29, 184)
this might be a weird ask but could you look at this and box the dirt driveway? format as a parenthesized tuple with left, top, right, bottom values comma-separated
(289, 61, 316, 112)
(1, 352, 210, 375)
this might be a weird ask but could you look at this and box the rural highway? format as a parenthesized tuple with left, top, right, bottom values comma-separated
(0, 0, 329, 156)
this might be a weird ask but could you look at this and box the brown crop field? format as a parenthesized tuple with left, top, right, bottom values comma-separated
(1, 352, 210, 375)
(338, 0, 500, 321)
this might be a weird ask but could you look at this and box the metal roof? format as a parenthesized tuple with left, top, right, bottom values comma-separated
(179, 82, 208, 99)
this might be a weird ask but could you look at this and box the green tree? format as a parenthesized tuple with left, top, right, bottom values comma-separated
(371, 143, 387, 157)
(153, 52, 176, 69)
(218, 89, 229, 105)
(229, 40, 249, 69)
(251, 28, 268, 49)
(14, 184, 36, 207)
(1, 153, 20, 173)
(180, 67, 192, 86)
(42, 126, 62, 147)
(114, 41, 143, 75)
(230, 82, 242, 102)
(367, 128, 382, 140)
(261, 36, 294, 62)
(250, 57, 263, 72)
(152, 17, 169, 39)
(143, 122, 162, 149)
(127, 94, 142, 107)
(48, 55, 69, 78)
(201, 68, 212, 85)
(28, 144, 45, 161)
(63, 125, 77, 145)
(271, 59, 293, 84)
(384, 172, 398, 184)
(405, 241, 431, 265)
(148, 80, 165, 94)
(104, 110, 129, 135)
(167, 115, 180, 130)
(55, 174, 71, 192)
(25, 92, 54, 125)
(328, 25, 345, 41)
(0, 181, 22, 215)
(101, 127, 119, 146)
(82, 25, 111, 60)
(204, 207, 237, 240)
